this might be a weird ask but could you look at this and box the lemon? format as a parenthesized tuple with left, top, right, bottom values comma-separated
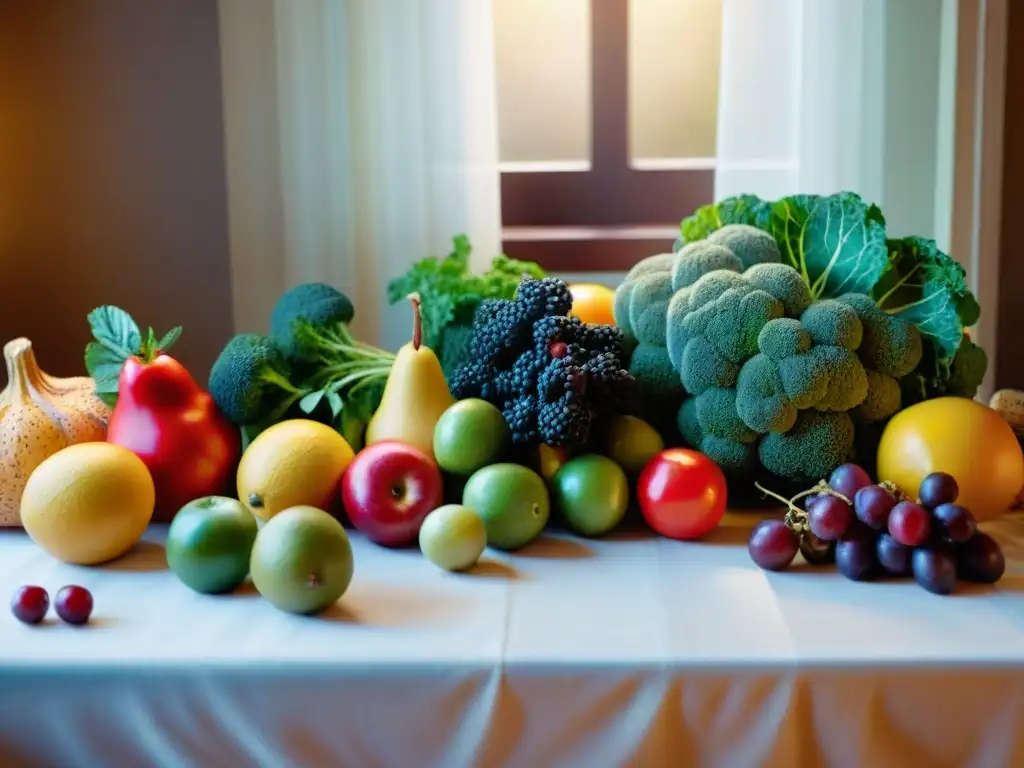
(20, 442, 155, 565)
(237, 419, 354, 522)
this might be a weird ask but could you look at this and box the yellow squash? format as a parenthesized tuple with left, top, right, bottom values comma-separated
(0, 338, 110, 526)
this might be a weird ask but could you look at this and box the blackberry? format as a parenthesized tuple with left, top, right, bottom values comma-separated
(510, 349, 547, 396)
(537, 356, 584, 402)
(503, 394, 539, 444)
(538, 392, 592, 446)
(517, 278, 573, 319)
(532, 315, 583, 354)
(473, 299, 530, 358)
(448, 361, 489, 399)
(578, 324, 626, 360)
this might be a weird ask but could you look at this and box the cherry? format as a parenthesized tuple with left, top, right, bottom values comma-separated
(11, 585, 49, 625)
(549, 341, 568, 358)
(55, 585, 93, 626)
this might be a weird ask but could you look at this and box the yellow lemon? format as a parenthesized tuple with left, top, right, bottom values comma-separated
(20, 442, 155, 565)
(237, 419, 354, 522)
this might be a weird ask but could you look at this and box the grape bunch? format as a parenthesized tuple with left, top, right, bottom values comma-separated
(448, 277, 635, 447)
(748, 464, 1007, 595)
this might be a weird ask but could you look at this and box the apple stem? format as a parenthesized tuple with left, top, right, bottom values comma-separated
(306, 573, 322, 589)
(407, 292, 423, 351)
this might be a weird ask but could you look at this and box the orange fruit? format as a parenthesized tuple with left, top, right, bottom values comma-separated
(568, 283, 616, 326)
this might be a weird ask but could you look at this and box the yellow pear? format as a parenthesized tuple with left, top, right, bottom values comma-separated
(365, 294, 454, 459)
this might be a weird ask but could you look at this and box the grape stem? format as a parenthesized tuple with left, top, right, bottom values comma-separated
(754, 480, 852, 534)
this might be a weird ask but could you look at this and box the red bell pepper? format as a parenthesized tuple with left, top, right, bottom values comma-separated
(106, 353, 241, 522)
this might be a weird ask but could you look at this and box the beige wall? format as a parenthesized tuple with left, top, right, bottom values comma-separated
(0, 0, 233, 379)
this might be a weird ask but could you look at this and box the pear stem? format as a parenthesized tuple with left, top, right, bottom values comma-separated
(407, 292, 423, 350)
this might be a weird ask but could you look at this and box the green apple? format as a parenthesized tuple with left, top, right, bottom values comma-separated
(166, 496, 259, 595)
(463, 464, 549, 550)
(419, 504, 487, 571)
(434, 399, 511, 476)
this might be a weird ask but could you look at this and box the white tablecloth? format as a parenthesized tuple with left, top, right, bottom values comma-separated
(2, 513, 1024, 768)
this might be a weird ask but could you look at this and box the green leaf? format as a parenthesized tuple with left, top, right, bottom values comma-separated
(299, 389, 325, 414)
(678, 194, 773, 244)
(769, 193, 890, 299)
(326, 390, 344, 418)
(84, 341, 124, 405)
(87, 305, 141, 357)
(874, 236, 978, 361)
(157, 326, 183, 352)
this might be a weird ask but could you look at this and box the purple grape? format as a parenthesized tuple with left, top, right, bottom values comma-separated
(748, 519, 799, 571)
(932, 503, 976, 544)
(828, 463, 872, 501)
(957, 532, 1005, 583)
(854, 485, 897, 530)
(835, 535, 878, 581)
(876, 533, 912, 576)
(888, 502, 931, 547)
(807, 495, 854, 541)
(918, 472, 959, 508)
(912, 545, 958, 595)
(799, 531, 836, 565)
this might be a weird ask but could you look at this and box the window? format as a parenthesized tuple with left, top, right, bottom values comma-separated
(494, 0, 723, 272)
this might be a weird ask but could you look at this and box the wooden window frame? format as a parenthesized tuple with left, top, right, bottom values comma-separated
(499, 0, 714, 272)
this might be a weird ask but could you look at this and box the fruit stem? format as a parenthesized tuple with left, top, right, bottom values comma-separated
(407, 292, 423, 350)
(248, 493, 264, 510)
(754, 480, 851, 534)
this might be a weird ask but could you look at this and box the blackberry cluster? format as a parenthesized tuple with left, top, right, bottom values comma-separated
(449, 277, 635, 447)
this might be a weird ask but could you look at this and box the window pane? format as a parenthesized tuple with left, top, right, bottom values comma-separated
(628, 0, 722, 163)
(494, 0, 591, 165)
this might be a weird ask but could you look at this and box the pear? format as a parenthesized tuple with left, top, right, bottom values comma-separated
(365, 294, 455, 459)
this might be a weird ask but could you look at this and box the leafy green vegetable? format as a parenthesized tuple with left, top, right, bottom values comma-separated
(84, 306, 182, 406)
(678, 194, 772, 244)
(387, 234, 545, 353)
(769, 193, 889, 299)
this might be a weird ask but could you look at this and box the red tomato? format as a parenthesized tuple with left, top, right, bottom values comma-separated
(637, 449, 727, 540)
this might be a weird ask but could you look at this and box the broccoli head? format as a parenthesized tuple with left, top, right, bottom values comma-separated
(837, 293, 923, 377)
(680, 336, 741, 395)
(677, 396, 757, 475)
(615, 253, 675, 341)
(947, 334, 988, 398)
(694, 387, 760, 444)
(707, 224, 782, 270)
(735, 353, 798, 433)
(270, 282, 356, 362)
(672, 241, 742, 291)
(758, 410, 856, 481)
(683, 287, 784, 364)
(665, 288, 692, 369)
(628, 271, 675, 346)
(809, 346, 869, 411)
(853, 369, 902, 423)
(757, 318, 812, 361)
(208, 333, 305, 426)
(743, 263, 813, 317)
(688, 269, 751, 308)
(800, 299, 864, 350)
(627, 344, 682, 399)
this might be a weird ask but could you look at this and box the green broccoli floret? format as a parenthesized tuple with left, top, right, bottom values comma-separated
(676, 396, 756, 475)
(948, 334, 988, 398)
(626, 252, 676, 281)
(628, 271, 675, 345)
(775, 348, 830, 408)
(809, 346, 869, 411)
(837, 293, 923, 377)
(683, 288, 784, 364)
(707, 224, 782, 269)
(672, 241, 742, 291)
(665, 287, 692, 369)
(694, 387, 759, 444)
(270, 282, 356, 362)
(800, 299, 864, 350)
(615, 254, 676, 340)
(742, 263, 813, 317)
(735, 353, 798, 433)
(853, 369, 901, 423)
(759, 410, 855, 481)
(680, 337, 741, 394)
(209, 333, 306, 426)
(627, 344, 682, 398)
(757, 318, 812, 361)
(688, 270, 751, 308)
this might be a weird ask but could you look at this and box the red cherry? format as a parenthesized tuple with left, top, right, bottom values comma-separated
(55, 585, 93, 626)
(549, 341, 568, 358)
(11, 585, 49, 625)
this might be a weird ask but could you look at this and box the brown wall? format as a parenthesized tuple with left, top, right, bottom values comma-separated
(998, 0, 1024, 389)
(0, 0, 233, 381)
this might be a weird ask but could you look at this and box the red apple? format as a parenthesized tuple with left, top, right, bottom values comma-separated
(341, 441, 443, 547)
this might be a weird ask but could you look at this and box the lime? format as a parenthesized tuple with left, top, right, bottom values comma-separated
(603, 415, 664, 477)
(166, 496, 258, 594)
(249, 506, 354, 615)
(419, 504, 487, 571)
(463, 464, 549, 550)
(552, 455, 629, 536)
(433, 399, 510, 476)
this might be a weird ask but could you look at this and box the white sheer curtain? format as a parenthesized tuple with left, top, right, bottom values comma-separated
(219, 0, 502, 351)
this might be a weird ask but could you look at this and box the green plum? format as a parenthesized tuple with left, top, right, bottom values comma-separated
(552, 455, 629, 536)
(463, 464, 549, 550)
